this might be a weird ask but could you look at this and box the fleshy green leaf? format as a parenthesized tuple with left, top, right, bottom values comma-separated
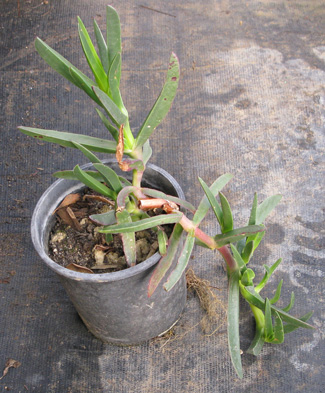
(95, 109, 119, 143)
(272, 310, 284, 344)
(72, 142, 102, 164)
(247, 327, 265, 356)
(34, 37, 99, 103)
(18, 126, 117, 154)
(241, 241, 254, 264)
(141, 188, 196, 213)
(255, 259, 282, 293)
(239, 284, 314, 330)
(93, 163, 123, 192)
(108, 53, 126, 113)
(116, 210, 136, 267)
(249, 193, 258, 225)
(93, 86, 128, 129)
(193, 174, 233, 225)
(228, 270, 243, 379)
(219, 192, 233, 233)
(283, 311, 314, 334)
(256, 194, 282, 225)
(73, 165, 116, 200)
(264, 298, 275, 342)
(241, 268, 255, 287)
(148, 224, 183, 297)
(89, 210, 116, 226)
(157, 230, 168, 255)
(93, 19, 108, 73)
(198, 177, 223, 227)
(99, 212, 182, 233)
(269, 280, 283, 304)
(69, 67, 101, 106)
(53, 170, 105, 181)
(230, 244, 246, 272)
(78, 17, 108, 91)
(214, 225, 265, 248)
(282, 292, 295, 312)
(106, 6, 121, 80)
(134, 52, 180, 149)
(163, 232, 195, 292)
(142, 140, 152, 165)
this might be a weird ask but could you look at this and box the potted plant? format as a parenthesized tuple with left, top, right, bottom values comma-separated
(19, 5, 314, 378)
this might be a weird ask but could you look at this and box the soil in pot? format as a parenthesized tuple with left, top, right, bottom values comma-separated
(49, 187, 172, 274)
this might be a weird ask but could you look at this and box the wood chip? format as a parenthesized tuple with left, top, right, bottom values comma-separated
(0, 359, 21, 380)
(83, 194, 114, 205)
(53, 193, 81, 213)
(66, 263, 94, 274)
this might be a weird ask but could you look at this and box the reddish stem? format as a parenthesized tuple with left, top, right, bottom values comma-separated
(217, 245, 238, 273)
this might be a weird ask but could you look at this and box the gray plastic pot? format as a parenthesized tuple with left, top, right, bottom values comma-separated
(31, 160, 187, 345)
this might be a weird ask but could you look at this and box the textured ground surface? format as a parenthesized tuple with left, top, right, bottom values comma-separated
(1, 0, 324, 392)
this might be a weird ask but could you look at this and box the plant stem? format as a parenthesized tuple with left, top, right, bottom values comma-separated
(218, 245, 238, 273)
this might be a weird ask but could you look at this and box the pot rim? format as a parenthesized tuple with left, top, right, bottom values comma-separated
(31, 160, 185, 283)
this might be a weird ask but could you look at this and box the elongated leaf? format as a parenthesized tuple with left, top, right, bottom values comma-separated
(270, 280, 283, 304)
(198, 177, 223, 227)
(219, 192, 233, 233)
(256, 194, 282, 225)
(255, 259, 282, 293)
(193, 174, 233, 225)
(283, 311, 314, 334)
(117, 210, 136, 266)
(89, 210, 116, 226)
(19, 126, 117, 154)
(34, 37, 98, 99)
(99, 212, 182, 233)
(214, 225, 265, 248)
(142, 140, 152, 165)
(93, 163, 122, 192)
(78, 17, 108, 91)
(73, 165, 116, 199)
(158, 230, 168, 255)
(272, 310, 284, 344)
(164, 233, 195, 292)
(93, 19, 108, 73)
(108, 53, 125, 112)
(282, 292, 295, 312)
(53, 170, 104, 181)
(249, 193, 258, 225)
(240, 284, 314, 330)
(228, 270, 243, 379)
(148, 224, 183, 297)
(69, 67, 101, 105)
(247, 231, 265, 252)
(247, 327, 265, 356)
(72, 142, 102, 164)
(141, 188, 196, 213)
(264, 298, 275, 342)
(230, 244, 246, 272)
(241, 241, 254, 264)
(106, 6, 121, 80)
(93, 86, 128, 128)
(134, 52, 180, 149)
(95, 109, 119, 142)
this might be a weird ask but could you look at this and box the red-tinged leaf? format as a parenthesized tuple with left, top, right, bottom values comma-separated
(148, 224, 183, 297)
(163, 232, 195, 292)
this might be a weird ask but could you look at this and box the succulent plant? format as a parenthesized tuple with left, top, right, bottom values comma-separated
(18, 5, 314, 379)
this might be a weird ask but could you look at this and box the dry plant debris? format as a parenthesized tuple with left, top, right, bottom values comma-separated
(186, 268, 226, 335)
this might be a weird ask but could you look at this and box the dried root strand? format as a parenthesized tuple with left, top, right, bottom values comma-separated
(186, 268, 226, 335)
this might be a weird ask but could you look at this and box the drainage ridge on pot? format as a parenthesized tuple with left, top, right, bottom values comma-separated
(31, 159, 187, 344)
